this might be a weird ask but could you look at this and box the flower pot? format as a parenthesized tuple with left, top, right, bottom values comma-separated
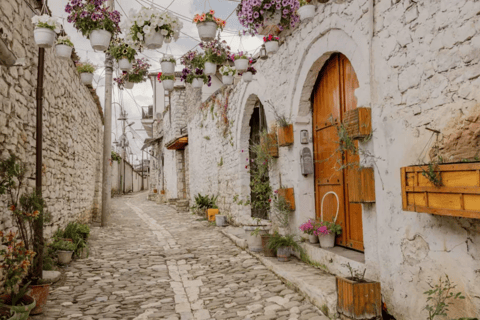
(261, 234, 276, 257)
(204, 62, 217, 76)
(0, 294, 36, 320)
(244, 226, 265, 252)
(160, 189, 165, 195)
(118, 58, 132, 71)
(80, 73, 93, 86)
(124, 81, 134, 89)
(207, 208, 219, 222)
(145, 31, 164, 49)
(165, 37, 172, 43)
(319, 233, 335, 248)
(222, 75, 234, 85)
(234, 59, 249, 72)
(197, 21, 217, 41)
(57, 250, 73, 265)
(89, 29, 112, 51)
(163, 79, 174, 91)
(28, 284, 50, 315)
(192, 78, 203, 88)
(78, 247, 89, 259)
(336, 277, 382, 319)
(265, 41, 279, 55)
(243, 71, 253, 82)
(161, 61, 175, 75)
(153, 189, 158, 193)
(215, 214, 227, 227)
(34, 28, 55, 48)
(0, 307, 14, 320)
(308, 234, 319, 244)
(55, 44, 73, 59)
(298, 5, 316, 21)
(277, 246, 291, 262)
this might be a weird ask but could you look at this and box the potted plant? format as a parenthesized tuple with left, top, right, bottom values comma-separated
(267, 232, 303, 262)
(114, 58, 151, 90)
(299, 219, 318, 244)
(200, 39, 231, 76)
(231, 52, 249, 72)
(76, 61, 96, 86)
(193, 10, 226, 41)
(298, 0, 316, 21)
(157, 72, 175, 92)
(55, 35, 74, 59)
(65, 0, 121, 51)
(31, 14, 60, 48)
(263, 34, 280, 55)
(219, 65, 236, 85)
(316, 220, 342, 248)
(245, 220, 269, 253)
(123, 7, 182, 50)
(51, 240, 75, 265)
(160, 55, 176, 75)
(109, 38, 136, 71)
(184, 68, 211, 89)
(273, 112, 294, 146)
(240, 66, 256, 83)
(0, 231, 37, 320)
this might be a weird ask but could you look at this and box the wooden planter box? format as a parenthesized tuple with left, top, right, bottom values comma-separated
(160, 190, 165, 195)
(207, 209, 219, 222)
(336, 277, 382, 320)
(348, 167, 375, 203)
(277, 125, 294, 147)
(277, 187, 295, 211)
(261, 133, 279, 158)
(153, 189, 158, 194)
(343, 108, 372, 140)
(401, 163, 480, 219)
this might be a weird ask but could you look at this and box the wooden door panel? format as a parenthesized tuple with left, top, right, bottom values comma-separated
(314, 57, 341, 130)
(316, 186, 347, 245)
(314, 126, 342, 184)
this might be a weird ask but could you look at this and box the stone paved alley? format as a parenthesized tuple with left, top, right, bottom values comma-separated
(37, 192, 328, 320)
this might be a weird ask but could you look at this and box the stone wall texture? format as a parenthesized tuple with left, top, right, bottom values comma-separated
(157, 0, 480, 319)
(0, 0, 104, 236)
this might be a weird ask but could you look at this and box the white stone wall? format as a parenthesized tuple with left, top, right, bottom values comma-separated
(183, 0, 480, 318)
(0, 0, 104, 235)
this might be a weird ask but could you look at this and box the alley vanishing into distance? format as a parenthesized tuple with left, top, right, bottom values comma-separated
(36, 192, 327, 320)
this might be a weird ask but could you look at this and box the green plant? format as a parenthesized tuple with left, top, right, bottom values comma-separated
(201, 39, 230, 64)
(158, 74, 175, 81)
(219, 65, 236, 77)
(299, 0, 312, 6)
(32, 14, 61, 31)
(204, 136, 210, 140)
(421, 161, 443, 187)
(193, 194, 218, 210)
(161, 56, 176, 64)
(76, 61, 96, 74)
(109, 39, 136, 62)
(50, 240, 76, 252)
(272, 194, 292, 228)
(267, 232, 303, 255)
(62, 222, 90, 256)
(56, 35, 74, 47)
(343, 262, 366, 282)
(111, 151, 121, 163)
(217, 157, 223, 167)
(66, 0, 121, 37)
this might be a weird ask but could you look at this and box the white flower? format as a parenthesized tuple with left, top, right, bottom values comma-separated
(160, 29, 168, 36)
(137, 33, 143, 41)
(143, 25, 150, 33)
(31, 15, 40, 24)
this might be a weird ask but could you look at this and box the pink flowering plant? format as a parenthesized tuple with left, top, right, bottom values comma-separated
(114, 58, 151, 89)
(263, 34, 280, 42)
(200, 40, 231, 64)
(236, 0, 300, 36)
(156, 72, 175, 83)
(231, 51, 249, 61)
(65, 0, 121, 37)
(238, 66, 257, 76)
(315, 220, 342, 236)
(299, 219, 316, 235)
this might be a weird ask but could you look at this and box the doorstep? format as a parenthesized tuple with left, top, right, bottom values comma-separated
(221, 227, 337, 316)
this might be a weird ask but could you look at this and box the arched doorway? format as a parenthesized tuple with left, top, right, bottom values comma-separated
(313, 53, 364, 251)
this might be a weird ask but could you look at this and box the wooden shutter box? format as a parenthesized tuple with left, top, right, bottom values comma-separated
(277, 187, 295, 211)
(336, 277, 382, 320)
(401, 163, 480, 219)
(277, 124, 294, 147)
(261, 133, 279, 158)
(343, 108, 372, 140)
(348, 167, 375, 203)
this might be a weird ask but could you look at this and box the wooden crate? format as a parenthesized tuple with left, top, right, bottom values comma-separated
(277, 187, 295, 211)
(348, 167, 376, 203)
(336, 277, 382, 320)
(401, 163, 480, 219)
(277, 124, 294, 147)
(343, 108, 372, 140)
(261, 133, 279, 158)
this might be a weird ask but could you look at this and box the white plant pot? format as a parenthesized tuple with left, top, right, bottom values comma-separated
(243, 71, 253, 82)
(80, 73, 93, 86)
(264, 10, 282, 26)
(244, 226, 265, 252)
(89, 29, 112, 51)
(277, 246, 291, 262)
(124, 81, 134, 89)
(309, 234, 319, 244)
(118, 58, 132, 71)
(164, 37, 172, 43)
(192, 78, 203, 88)
(163, 79, 174, 91)
(57, 251, 73, 265)
(197, 21, 217, 41)
(222, 75, 234, 85)
(298, 5, 316, 21)
(215, 215, 227, 227)
(161, 61, 175, 74)
(145, 31, 164, 49)
(265, 41, 279, 55)
(55, 44, 73, 59)
(319, 233, 336, 248)
(204, 62, 217, 76)
(234, 59, 249, 72)
(34, 28, 56, 48)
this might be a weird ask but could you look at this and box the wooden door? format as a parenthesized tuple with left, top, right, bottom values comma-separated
(313, 53, 364, 251)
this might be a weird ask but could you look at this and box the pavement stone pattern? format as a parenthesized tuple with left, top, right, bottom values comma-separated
(36, 192, 328, 320)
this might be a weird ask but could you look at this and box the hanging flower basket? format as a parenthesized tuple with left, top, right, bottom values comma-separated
(90, 29, 112, 51)
(109, 39, 136, 71)
(192, 78, 203, 88)
(219, 65, 236, 85)
(160, 55, 176, 75)
(145, 31, 164, 49)
(163, 79, 175, 91)
(264, 35, 280, 55)
(157, 72, 175, 91)
(55, 36, 74, 59)
(80, 73, 94, 86)
(241, 66, 256, 83)
(201, 39, 231, 75)
(231, 52, 249, 72)
(118, 58, 132, 71)
(181, 65, 211, 88)
(114, 58, 151, 90)
(298, 3, 316, 21)
(32, 15, 60, 48)
(77, 61, 96, 86)
(193, 10, 226, 41)
(204, 62, 217, 76)
(124, 81, 134, 89)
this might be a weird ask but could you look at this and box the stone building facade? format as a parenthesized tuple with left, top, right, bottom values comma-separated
(0, 0, 104, 236)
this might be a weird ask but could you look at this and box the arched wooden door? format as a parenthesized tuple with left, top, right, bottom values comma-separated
(313, 53, 364, 251)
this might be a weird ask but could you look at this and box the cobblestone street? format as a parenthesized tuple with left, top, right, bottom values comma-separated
(38, 192, 328, 320)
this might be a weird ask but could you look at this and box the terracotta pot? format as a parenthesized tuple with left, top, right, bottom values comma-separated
(0, 294, 36, 320)
(277, 246, 291, 262)
(89, 29, 112, 51)
(28, 284, 50, 315)
(261, 234, 275, 257)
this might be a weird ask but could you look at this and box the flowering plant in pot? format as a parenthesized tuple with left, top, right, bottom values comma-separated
(123, 7, 182, 50)
(184, 68, 211, 88)
(31, 14, 60, 48)
(299, 219, 319, 244)
(160, 55, 176, 75)
(236, 0, 300, 36)
(298, 0, 316, 21)
(230, 52, 249, 72)
(239, 66, 256, 82)
(193, 10, 226, 41)
(266, 232, 303, 262)
(219, 65, 236, 85)
(263, 34, 280, 54)
(200, 40, 231, 76)
(65, 0, 121, 51)
(316, 220, 342, 248)
(157, 72, 175, 91)
(108, 38, 136, 71)
(55, 35, 74, 59)
(50, 239, 76, 265)
(76, 61, 96, 86)
(114, 58, 151, 89)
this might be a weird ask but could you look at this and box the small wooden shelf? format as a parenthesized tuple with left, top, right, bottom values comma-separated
(343, 107, 372, 140)
(166, 136, 188, 150)
(277, 125, 294, 147)
(277, 187, 295, 211)
(348, 167, 376, 203)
